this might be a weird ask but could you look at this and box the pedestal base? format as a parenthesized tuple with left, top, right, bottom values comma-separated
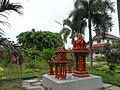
(73, 70, 90, 77)
(42, 73, 102, 90)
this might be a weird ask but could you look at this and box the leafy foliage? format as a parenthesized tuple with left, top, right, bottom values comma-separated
(91, 70, 120, 87)
(0, 37, 24, 65)
(101, 40, 120, 64)
(69, 0, 115, 36)
(93, 56, 106, 62)
(41, 48, 56, 61)
(0, 0, 23, 14)
(60, 18, 86, 44)
(62, 0, 115, 71)
(16, 29, 63, 51)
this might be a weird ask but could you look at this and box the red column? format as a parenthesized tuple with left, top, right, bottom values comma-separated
(79, 56, 82, 71)
(63, 64, 67, 79)
(48, 62, 54, 75)
(83, 56, 86, 71)
(64, 64, 67, 79)
(76, 56, 78, 71)
(67, 62, 72, 73)
(55, 63, 58, 78)
(59, 64, 62, 79)
(62, 64, 65, 78)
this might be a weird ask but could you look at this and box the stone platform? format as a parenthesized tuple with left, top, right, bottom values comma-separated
(42, 73, 102, 90)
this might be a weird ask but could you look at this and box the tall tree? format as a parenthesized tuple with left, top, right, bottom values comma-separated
(60, 18, 87, 44)
(17, 30, 63, 51)
(117, 0, 120, 35)
(69, 0, 115, 72)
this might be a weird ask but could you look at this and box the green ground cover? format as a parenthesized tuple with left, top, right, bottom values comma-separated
(0, 59, 120, 89)
(91, 70, 120, 87)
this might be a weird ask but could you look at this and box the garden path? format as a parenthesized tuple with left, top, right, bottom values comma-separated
(22, 78, 120, 90)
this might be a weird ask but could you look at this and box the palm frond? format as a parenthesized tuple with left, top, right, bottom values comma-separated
(0, 0, 23, 15)
(74, 0, 88, 10)
(0, 13, 8, 20)
(63, 19, 72, 26)
(60, 27, 71, 43)
(0, 28, 6, 36)
(0, 20, 11, 28)
(0, 20, 11, 36)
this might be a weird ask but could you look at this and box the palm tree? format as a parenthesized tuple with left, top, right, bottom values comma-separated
(117, 0, 120, 35)
(69, 0, 115, 72)
(60, 19, 73, 44)
(60, 18, 87, 44)
(0, 0, 23, 35)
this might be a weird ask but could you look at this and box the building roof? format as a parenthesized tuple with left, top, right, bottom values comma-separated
(92, 44, 113, 48)
(92, 33, 120, 40)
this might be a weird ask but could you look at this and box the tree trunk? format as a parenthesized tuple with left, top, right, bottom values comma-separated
(117, 0, 120, 35)
(88, 11, 93, 72)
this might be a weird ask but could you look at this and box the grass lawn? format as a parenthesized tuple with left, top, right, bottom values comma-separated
(91, 70, 120, 87)
(0, 68, 48, 90)
(0, 61, 120, 89)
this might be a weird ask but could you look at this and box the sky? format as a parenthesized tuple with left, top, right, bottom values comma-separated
(0, 0, 119, 48)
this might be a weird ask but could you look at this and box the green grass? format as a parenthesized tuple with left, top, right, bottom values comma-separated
(91, 70, 120, 87)
(0, 80, 27, 90)
(2, 68, 48, 81)
(1, 61, 120, 89)
(0, 60, 48, 90)
(0, 69, 48, 90)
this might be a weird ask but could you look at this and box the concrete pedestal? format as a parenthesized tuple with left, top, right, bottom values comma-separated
(42, 73, 102, 90)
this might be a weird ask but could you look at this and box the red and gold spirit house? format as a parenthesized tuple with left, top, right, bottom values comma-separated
(48, 46, 72, 80)
(71, 33, 90, 77)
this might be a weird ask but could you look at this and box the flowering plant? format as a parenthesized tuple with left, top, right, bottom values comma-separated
(11, 57, 17, 62)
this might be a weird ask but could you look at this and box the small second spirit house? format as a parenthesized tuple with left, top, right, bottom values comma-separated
(48, 46, 71, 80)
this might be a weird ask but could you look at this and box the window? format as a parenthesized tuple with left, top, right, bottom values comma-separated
(97, 40, 101, 43)
(95, 52, 99, 54)
(107, 40, 109, 43)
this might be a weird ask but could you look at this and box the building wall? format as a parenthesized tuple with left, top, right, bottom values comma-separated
(93, 39, 113, 45)
(117, 0, 120, 33)
(92, 39, 114, 57)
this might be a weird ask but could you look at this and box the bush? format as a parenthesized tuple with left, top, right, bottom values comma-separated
(93, 64, 102, 69)
(115, 69, 120, 73)
(93, 56, 106, 62)
(96, 65, 109, 71)
(0, 67, 5, 80)
(0, 67, 4, 74)
(109, 64, 116, 71)
(91, 70, 120, 86)
(41, 48, 56, 60)
(27, 60, 49, 70)
(86, 57, 90, 62)
(115, 65, 120, 73)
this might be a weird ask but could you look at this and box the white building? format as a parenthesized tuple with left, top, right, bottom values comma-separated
(88, 33, 120, 57)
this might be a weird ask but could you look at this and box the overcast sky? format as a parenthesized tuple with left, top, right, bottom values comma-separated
(0, 0, 119, 48)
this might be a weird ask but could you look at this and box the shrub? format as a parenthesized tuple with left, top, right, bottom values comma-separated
(115, 65, 120, 73)
(109, 64, 116, 71)
(0, 67, 4, 74)
(91, 70, 120, 86)
(0, 67, 6, 80)
(93, 64, 102, 69)
(86, 57, 90, 62)
(96, 65, 109, 71)
(41, 48, 56, 60)
(27, 60, 49, 70)
(93, 56, 106, 62)
(0, 67, 4, 78)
